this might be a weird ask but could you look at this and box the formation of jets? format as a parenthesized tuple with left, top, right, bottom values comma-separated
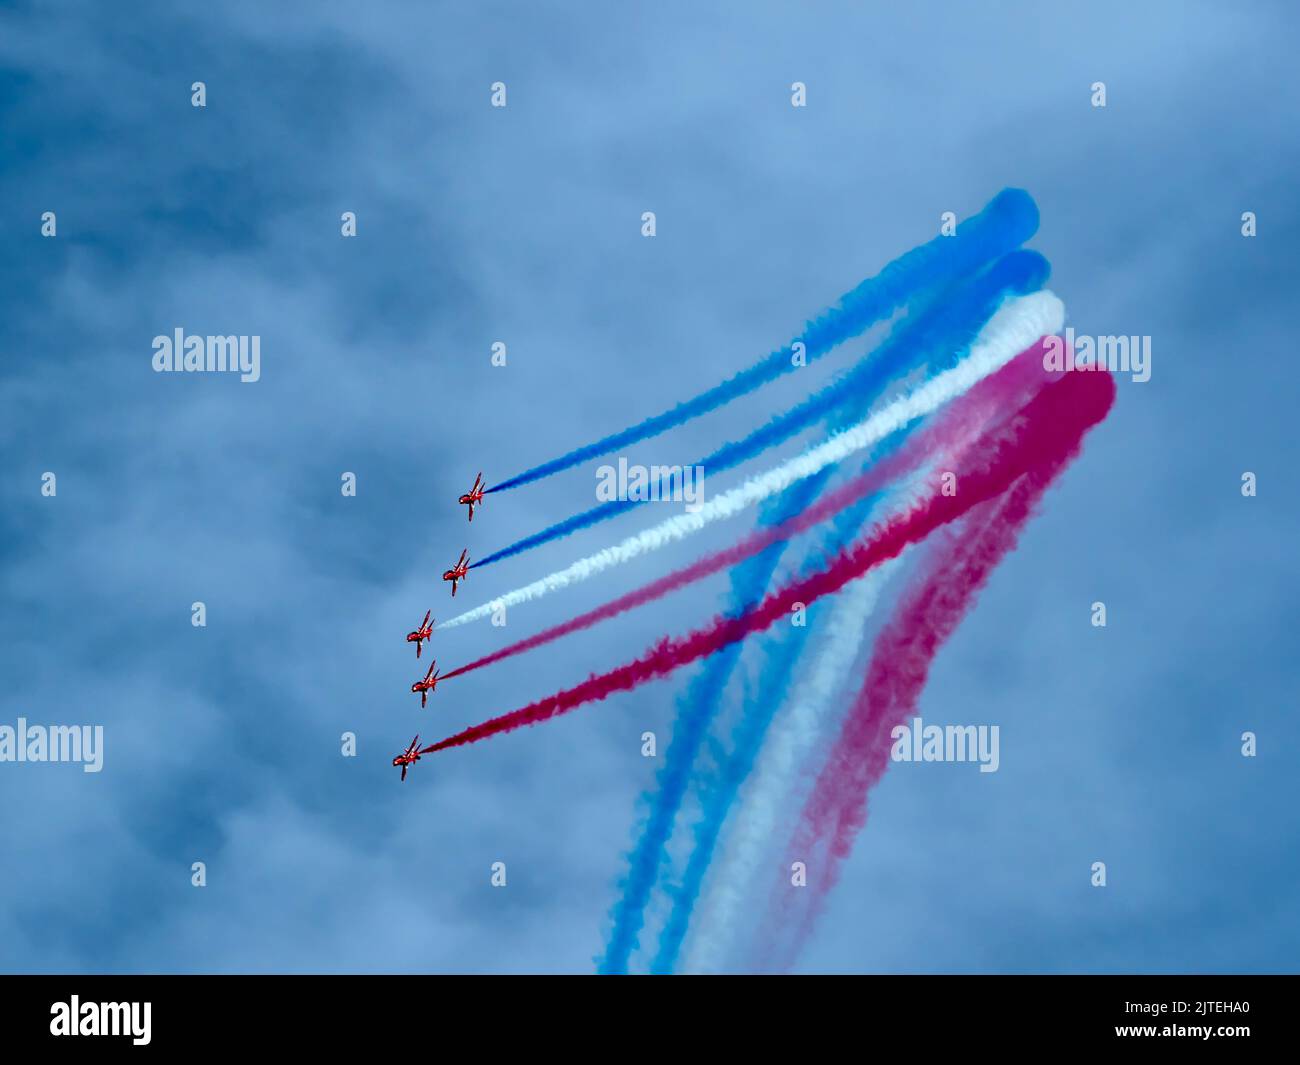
(392, 475, 486, 780)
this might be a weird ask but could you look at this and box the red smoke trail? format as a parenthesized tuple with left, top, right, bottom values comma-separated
(758, 489, 1034, 969)
(760, 371, 1116, 971)
(440, 344, 1054, 683)
(422, 365, 1114, 759)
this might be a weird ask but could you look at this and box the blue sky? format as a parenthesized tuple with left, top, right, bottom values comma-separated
(1, 1, 1297, 973)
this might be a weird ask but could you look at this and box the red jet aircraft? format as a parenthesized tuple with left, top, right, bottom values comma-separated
(392, 735, 427, 781)
(406, 610, 433, 658)
(458, 472, 486, 522)
(442, 549, 470, 597)
(411, 661, 441, 708)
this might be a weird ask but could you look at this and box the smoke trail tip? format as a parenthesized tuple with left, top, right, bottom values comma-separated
(989, 186, 1040, 238)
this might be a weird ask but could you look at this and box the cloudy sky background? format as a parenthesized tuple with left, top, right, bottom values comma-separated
(1, 0, 1297, 973)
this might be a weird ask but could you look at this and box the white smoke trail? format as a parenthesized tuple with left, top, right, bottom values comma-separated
(438, 291, 1063, 630)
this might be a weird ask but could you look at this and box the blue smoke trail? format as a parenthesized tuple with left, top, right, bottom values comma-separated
(599, 250, 1051, 973)
(473, 249, 1049, 570)
(648, 487, 880, 973)
(597, 475, 827, 974)
(487, 188, 1038, 496)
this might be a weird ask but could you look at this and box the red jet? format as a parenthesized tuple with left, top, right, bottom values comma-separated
(442, 549, 470, 597)
(406, 610, 433, 658)
(392, 735, 428, 781)
(458, 472, 486, 522)
(411, 661, 441, 708)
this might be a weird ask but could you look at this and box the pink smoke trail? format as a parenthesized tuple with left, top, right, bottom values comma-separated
(761, 370, 1116, 970)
